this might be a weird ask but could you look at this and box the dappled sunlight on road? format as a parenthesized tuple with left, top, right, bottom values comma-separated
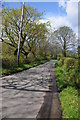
(1, 60, 57, 118)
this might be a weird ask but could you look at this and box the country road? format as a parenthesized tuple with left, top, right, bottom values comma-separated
(0, 60, 62, 119)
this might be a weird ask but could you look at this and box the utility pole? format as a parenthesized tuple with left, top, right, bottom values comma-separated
(17, 2, 24, 65)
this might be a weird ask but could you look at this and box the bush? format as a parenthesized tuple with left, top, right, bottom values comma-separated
(2, 43, 26, 68)
(55, 58, 79, 88)
(55, 58, 79, 119)
(2, 55, 26, 68)
(63, 58, 77, 72)
(55, 66, 72, 91)
(2, 56, 17, 68)
(58, 57, 65, 66)
(55, 61, 59, 67)
(55, 58, 80, 89)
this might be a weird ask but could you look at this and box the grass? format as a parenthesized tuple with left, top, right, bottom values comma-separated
(55, 58, 79, 119)
(1, 59, 48, 76)
(59, 86, 78, 118)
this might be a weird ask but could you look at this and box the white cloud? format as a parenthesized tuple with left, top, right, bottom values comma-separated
(41, 0, 79, 37)
(66, 1, 78, 29)
(58, 0, 79, 33)
(58, 0, 67, 8)
(42, 16, 70, 30)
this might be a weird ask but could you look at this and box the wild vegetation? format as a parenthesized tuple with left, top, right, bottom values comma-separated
(1, 5, 77, 74)
(55, 57, 80, 118)
(0, 3, 80, 119)
(1, 5, 56, 75)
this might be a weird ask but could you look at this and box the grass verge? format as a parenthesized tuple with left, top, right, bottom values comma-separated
(1, 59, 48, 76)
(55, 59, 79, 119)
(59, 86, 78, 118)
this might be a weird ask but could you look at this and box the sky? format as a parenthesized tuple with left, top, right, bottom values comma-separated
(2, 2, 67, 16)
(2, 0, 79, 36)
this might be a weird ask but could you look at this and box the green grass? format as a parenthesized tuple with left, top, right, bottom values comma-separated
(59, 86, 78, 118)
(55, 59, 79, 119)
(1, 59, 48, 76)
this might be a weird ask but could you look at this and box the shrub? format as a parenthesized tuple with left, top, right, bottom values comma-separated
(2, 56, 17, 68)
(63, 58, 77, 72)
(55, 58, 79, 119)
(58, 57, 65, 66)
(55, 58, 79, 91)
(2, 55, 26, 68)
(55, 66, 71, 91)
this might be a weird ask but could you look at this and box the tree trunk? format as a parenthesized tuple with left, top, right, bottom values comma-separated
(64, 50, 66, 57)
(63, 39, 66, 57)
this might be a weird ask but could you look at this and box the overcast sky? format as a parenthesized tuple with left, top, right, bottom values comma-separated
(2, 0, 79, 36)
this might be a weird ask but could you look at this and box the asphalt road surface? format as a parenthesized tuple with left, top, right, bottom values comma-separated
(0, 60, 62, 119)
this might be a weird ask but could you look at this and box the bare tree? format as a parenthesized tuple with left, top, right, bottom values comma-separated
(54, 26, 76, 57)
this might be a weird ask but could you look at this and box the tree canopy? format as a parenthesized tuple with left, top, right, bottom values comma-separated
(1, 5, 78, 65)
(53, 26, 76, 57)
(1, 6, 49, 61)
